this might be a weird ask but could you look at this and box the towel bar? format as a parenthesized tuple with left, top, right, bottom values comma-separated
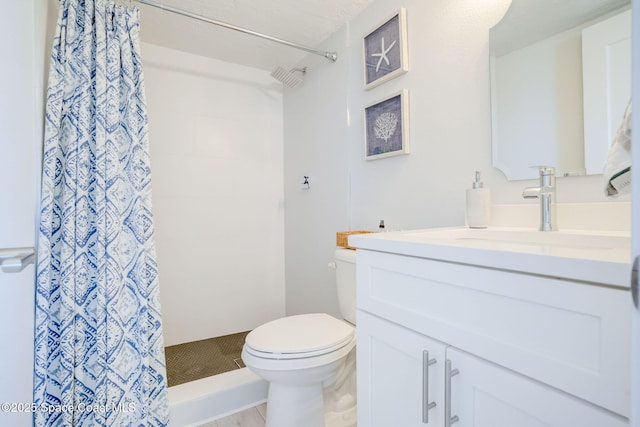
(0, 247, 35, 273)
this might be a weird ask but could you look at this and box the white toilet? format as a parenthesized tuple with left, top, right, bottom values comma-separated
(241, 248, 357, 427)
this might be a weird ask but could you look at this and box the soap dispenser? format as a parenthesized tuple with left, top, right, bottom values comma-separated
(466, 171, 491, 228)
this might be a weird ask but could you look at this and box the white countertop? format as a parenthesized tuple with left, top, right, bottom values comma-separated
(349, 226, 631, 288)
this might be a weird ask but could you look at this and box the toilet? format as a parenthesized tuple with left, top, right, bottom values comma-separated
(241, 248, 357, 427)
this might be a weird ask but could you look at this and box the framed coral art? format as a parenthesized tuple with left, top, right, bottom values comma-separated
(363, 8, 408, 90)
(364, 90, 409, 160)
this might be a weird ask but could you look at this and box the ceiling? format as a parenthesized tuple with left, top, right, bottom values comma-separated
(136, 0, 376, 72)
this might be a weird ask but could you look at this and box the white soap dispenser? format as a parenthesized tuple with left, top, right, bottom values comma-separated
(466, 171, 491, 228)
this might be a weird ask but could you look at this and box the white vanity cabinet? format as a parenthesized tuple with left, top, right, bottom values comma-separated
(357, 310, 448, 426)
(446, 347, 627, 427)
(355, 247, 631, 427)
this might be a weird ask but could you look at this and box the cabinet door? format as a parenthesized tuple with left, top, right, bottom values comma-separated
(446, 347, 628, 427)
(582, 9, 632, 174)
(357, 311, 446, 426)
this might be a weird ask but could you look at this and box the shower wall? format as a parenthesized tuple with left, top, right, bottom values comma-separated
(142, 43, 286, 346)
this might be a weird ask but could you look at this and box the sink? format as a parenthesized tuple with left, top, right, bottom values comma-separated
(401, 227, 630, 252)
(348, 226, 631, 287)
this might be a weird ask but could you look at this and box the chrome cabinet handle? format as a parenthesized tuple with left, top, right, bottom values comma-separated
(445, 360, 460, 427)
(422, 350, 437, 423)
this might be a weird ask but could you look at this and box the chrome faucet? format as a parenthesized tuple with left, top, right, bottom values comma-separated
(522, 166, 557, 232)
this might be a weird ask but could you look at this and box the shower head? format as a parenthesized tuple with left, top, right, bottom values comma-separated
(271, 66, 307, 88)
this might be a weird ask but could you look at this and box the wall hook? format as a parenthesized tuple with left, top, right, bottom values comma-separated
(301, 176, 311, 189)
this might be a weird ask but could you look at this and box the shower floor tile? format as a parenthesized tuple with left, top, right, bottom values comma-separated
(165, 330, 250, 387)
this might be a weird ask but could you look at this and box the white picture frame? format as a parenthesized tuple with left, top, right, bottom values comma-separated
(364, 89, 410, 160)
(363, 8, 409, 90)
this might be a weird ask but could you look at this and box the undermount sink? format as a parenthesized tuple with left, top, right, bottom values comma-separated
(401, 227, 630, 251)
(348, 226, 631, 287)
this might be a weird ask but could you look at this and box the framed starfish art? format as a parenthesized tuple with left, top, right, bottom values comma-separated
(363, 8, 408, 90)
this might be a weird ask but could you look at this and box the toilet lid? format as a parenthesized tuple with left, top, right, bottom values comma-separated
(244, 313, 354, 359)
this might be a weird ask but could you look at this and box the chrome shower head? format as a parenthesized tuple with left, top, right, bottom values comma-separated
(271, 66, 307, 88)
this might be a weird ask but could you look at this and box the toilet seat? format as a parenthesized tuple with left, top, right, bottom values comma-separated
(244, 313, 354, 360)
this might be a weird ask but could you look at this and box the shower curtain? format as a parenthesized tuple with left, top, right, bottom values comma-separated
(34, 0, 169, 425)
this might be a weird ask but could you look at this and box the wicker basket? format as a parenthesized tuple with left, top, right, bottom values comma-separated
(336, 230, 373, 250)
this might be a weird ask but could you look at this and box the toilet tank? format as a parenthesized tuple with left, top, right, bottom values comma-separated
(334, 248, 357, 324)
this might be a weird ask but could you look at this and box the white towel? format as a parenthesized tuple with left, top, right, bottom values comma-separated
(604, 101, 632, 197)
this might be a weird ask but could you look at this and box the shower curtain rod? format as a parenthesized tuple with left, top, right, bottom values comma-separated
(134, 0, 338, 62)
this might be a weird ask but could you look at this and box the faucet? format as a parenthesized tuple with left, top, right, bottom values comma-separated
(522, 166, 557, 232)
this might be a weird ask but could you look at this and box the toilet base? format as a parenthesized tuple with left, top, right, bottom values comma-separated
(265, 382, 325, 427)
(325, 401, 357, 427)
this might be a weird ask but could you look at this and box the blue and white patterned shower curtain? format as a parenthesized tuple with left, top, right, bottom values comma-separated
(34, 0, 169, 425)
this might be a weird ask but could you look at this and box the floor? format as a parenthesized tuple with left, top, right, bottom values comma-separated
(165, 331, 250, 387)
(197, 404, 267, 427)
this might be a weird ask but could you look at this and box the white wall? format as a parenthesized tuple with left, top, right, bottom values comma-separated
(630, 2, 639, 424)
(0, 0, 49, 425)
(142, 43, 286, 346)
(283, 0, 630, 316)
(283, 30, 351, 317)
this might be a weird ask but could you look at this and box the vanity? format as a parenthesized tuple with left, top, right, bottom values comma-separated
(350, 227, 631, 426)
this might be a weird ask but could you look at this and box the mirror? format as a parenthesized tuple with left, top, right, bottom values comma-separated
(489, 0, 631, 180)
